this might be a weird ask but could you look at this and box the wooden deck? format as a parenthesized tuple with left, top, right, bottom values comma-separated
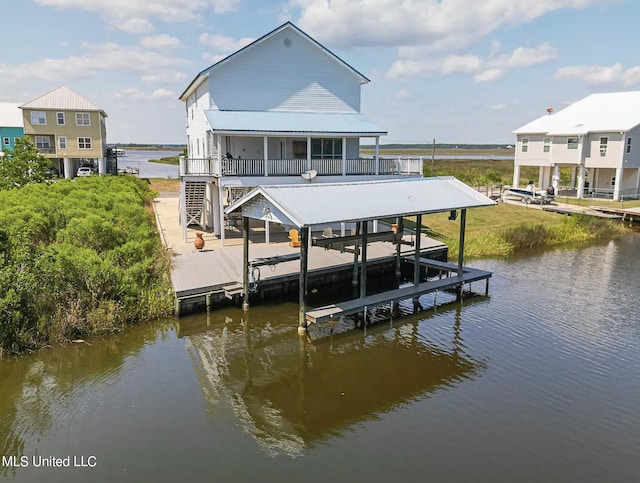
(305, 259, 491, 324)
(590, 206, 640, 221)
(542, 204, 622, 219)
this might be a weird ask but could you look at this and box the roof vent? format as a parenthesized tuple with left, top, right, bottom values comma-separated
(284, 38, 292, 47)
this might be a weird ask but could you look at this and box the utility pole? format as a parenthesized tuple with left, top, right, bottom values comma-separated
(431, 138, 435, 177)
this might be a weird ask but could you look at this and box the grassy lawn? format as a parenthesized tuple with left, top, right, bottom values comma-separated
(148, 156, 179, 165)
(148, 178, 180, 192)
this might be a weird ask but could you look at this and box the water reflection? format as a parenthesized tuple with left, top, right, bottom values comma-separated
(182, 300, 485, 457)
(0, 322, 171, 480)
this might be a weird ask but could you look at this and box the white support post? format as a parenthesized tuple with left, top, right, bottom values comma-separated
(219, 183, 226, 246)
(180, 180, 188, 242)
(552, 165, 560, 194)
(264, 136, 269, 177)
(577, 165, 586, 199)
(212, 183, 221, 236)
(265, 220, 270, 244)
(512, 163, 520, 188)
(613, 166, 623, 201)
(63, 157, 73, 179)
(307, 137, 311, 172)
(342, 137, 347, 176)
(375, 137, 380, 175)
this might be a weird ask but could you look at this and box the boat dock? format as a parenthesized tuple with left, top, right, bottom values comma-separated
(589, 205, 640, 221)
(541, 204, 623, 219)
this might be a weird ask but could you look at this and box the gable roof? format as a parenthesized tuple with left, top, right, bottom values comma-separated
(180, 22, 369, 101)
(19, 86, 107, 116)
(0, 102, 23, 127)
(513, 91, 640, 136)
(225, 177, 495, 228)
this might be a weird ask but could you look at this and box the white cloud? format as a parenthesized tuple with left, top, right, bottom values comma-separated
(395, 89, 412, 100)
(35, 0, 241, 31)
(0, 42, 190, 83)
(114, 87, 178, 100)
(491, 103, 508, 111)
(202, 53, 227, 65)
(553, 63, 631, 85)
(388, 43, 558, 82)
(286, 0, 607, 50)
(199, 33, 254, 53)
(139, 34, 183, 50)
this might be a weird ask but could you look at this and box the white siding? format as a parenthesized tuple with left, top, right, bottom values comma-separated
(549, 136, 583, 165)
(584, 132, 623, 169)
(206, 27, 361, 113)
(514, 134, 551, 166)
(185, 80, 212, 158)
(623, 125, 640, 168)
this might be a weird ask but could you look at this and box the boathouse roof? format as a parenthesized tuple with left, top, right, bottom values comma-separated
(204, 110, 386, 135)
(225, 177, 496, 227)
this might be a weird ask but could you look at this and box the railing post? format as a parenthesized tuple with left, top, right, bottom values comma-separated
(179, 155, 186, 176)
(375, 137, 380, 175)
(342, 138, 347, 176)
(264, 136, 269, 177)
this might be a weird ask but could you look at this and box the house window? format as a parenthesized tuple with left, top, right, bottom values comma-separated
(311, 138, 342, 159)
(76, 112, 91, 126)
(543, 138, 551, 153)
(14, 137, 19, 145)
(78, 137, 92, 149)
(35, 136, 50, 148)
(2, 137, 9, 146)
(626, 137, 632, 154)
(59, 136, 67, 149)
(567, 138, 579, 149)
(31, 111, 46, 125)
(599, 137, 608, 156)
(611, 176, 616, 186)
(57, 112, 65, 125)
(521, 138, 528, 153)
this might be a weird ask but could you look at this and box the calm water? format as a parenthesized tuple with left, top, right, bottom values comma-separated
(1, 236, 640, 482)
(115, 150, 180, 178)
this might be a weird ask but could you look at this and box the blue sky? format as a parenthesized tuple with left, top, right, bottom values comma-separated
(0, 0, 634, 145)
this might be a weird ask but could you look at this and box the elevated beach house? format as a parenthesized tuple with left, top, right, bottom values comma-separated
(19, 86, 108, 178)
(513, 91, 640, 200)
(178, 22, 423, 242)
(0, 102, 24, 155)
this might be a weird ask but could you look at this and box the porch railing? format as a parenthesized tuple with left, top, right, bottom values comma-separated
(180, 156, 424, 177)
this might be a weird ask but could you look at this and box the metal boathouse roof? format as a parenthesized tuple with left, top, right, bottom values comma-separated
(225, 177, 496, 227)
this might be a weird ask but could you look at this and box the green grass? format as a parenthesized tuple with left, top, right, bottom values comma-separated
(402, 204, 627, 260)
(148, 156, 179, 165)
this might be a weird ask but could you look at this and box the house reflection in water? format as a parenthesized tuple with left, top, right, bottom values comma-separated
(180, 301, 484, 457)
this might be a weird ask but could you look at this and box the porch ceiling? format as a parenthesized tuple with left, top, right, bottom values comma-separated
(224, 177, 496, 228)
(204, 110, 387, 136)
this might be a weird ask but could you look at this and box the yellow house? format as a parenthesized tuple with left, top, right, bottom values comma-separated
(19, 86, 108, 178)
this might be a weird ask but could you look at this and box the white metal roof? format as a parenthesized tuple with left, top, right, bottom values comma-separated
(205, 110, 386, 135)
(225, 177, 496, 227)
(0, 102, 23, 127)
(19, 86, 106, 115)
(513, 91, 640, 136)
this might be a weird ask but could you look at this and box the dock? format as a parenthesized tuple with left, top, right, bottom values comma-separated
(589, 205, 640, 221)
(306, 259, 491, 324)
(541, 204, 623, 219)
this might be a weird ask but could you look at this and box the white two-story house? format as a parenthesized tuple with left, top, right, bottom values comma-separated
(513, 91, 640, 200)
(178, 22, 422, 242)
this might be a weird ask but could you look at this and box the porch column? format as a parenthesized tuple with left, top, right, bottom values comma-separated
(552, 165, 560, 195)
(613, 166, 623, 201)
(265, 220, 270, 244)
(219, 184, 225, 244)
(298, 226, 309, 334)
(342, 137, 347, 176)
(216, 134, 222, 176)
(413, 214, 422, 286)
(375, 137, 380, 175)
(63, 157, 73, 179)
(538, 167, 545, 190)
(458, 209, 467, 277)
(636, 168, 640, 196)
(577, 164, 586, 199)
(360, 221, 368, 299)
(512, 162, 520, 188)
(307, 137, 311, 172)
(571, 166, 576, 189)
(264, 136, 269, 177)
(242, 216, 250, 310)
(211, 183, 221, 236)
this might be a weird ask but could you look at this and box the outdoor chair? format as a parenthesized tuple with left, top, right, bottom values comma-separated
(288, 229, 301, 247)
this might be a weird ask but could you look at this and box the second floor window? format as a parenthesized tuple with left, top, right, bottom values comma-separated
(543, 138, 551, 153)
(78, 137, 92, 149)
(76, 112, 91, 126)
(31, 111, 46, 125)
(59, 136, 67, 149)
(57, 112, 65, 125)
(3, 137, 9, 146)
(626, 137, 632, 154)
(521, 138, 528, 153)
(567, 138, 579, 150)
(35, 136, 50, 148)
(599, 137, 608, 156)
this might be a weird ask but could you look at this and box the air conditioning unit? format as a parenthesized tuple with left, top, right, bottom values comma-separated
(600, 148, 607, 156)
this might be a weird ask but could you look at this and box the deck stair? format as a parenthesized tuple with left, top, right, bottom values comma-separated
(223, 283, 244, 299)
(184, 180, 207, 226)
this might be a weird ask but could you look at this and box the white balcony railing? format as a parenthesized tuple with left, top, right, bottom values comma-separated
(180, 156, 424, 177)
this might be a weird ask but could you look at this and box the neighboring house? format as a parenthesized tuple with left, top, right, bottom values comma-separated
(0, 102, 24, 154)
(513, 91, 640, 200)
(19, 86, 108, 178)
(178, 21, 422, 242)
